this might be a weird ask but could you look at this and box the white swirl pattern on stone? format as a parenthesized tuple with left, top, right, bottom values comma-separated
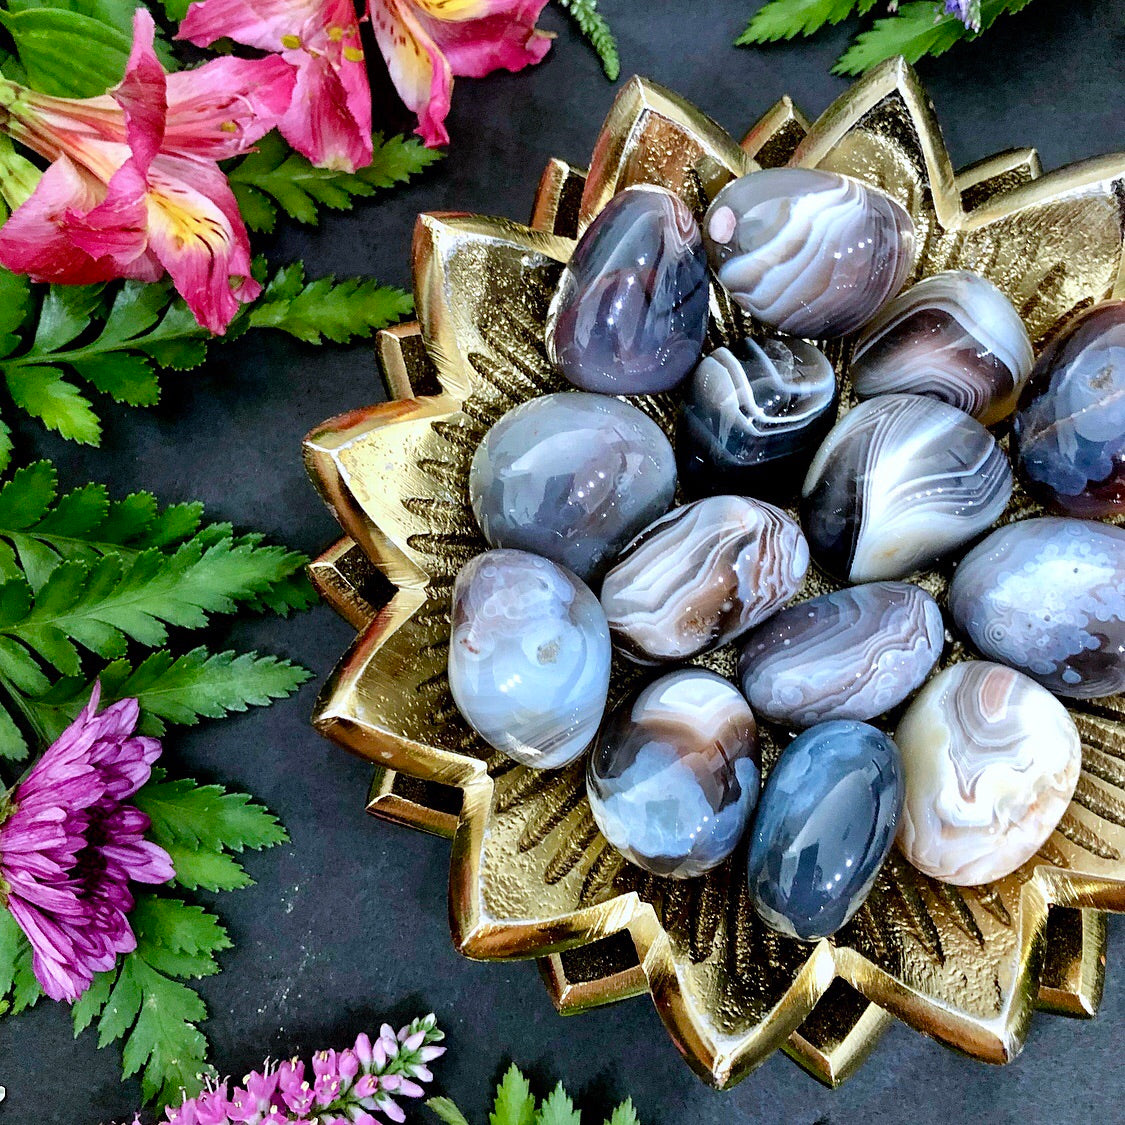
(895, 661, 1081, 886)
(600, 495, 808, 664)
(851, 270, 1034, 425)
(800, 394, 1013, 582)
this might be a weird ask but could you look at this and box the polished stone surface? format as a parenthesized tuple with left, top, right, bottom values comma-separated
(800, 393, 1012, 582)
(739, 582, 944, 729)
(587, 669, 760, 879)
(703, 167, 915, 338)
(949, 516, 1125, 699)
(600, 495, 808, 664)
(896, 661, 1081, 886)
(448, 549, 611, 768)
(469, 392, 676, 582)
(746, 720, 903, 940)
(1013, 300, 1125, 516)
(851, 270, 1034, 425)
(545, 184, 710, 394)
(678, 336, 838, 499)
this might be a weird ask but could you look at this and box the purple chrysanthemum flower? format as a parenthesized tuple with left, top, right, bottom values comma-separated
(944, 0, 982, 31)
(0, 684, 173, 1002)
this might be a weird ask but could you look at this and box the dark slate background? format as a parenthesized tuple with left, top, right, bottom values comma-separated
(4, 2, 1125, 1121)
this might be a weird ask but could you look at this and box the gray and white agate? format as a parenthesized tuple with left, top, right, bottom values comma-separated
(678, 336, 838, 499)
(600, 495, 809, 664)
(448, 550, 611, 769)
(587, 669, 760, 879)
(800, 394, 1013, 582)
(851, 270, 1034, 425)
(746, 720, 904, 940)
(948, 517, 1125, 699)
(738, 582, 944, 728)
(703, 167, 915, 338)
(545, 185, 710, 395)
(469, 393, 676, 583)
(896, 661, 1081, 885)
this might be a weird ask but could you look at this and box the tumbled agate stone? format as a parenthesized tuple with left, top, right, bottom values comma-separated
(678, 336, 838, 499)
(600, 495, 808, 664)
(739, 582, 944, 729)
(703, 167, 915, 338)
(448, 550, 611, 769)
(801, 394, 1012, 582)
(896, 662, 1081, 885)
(469, 393, 676, 583)
(746, 720, 903, 940)
(949, 517, 1125, 699)
(1013, 300, 1125, 517)
(587, 669, 760, 878)
(545, 185, 709, 394)
(851, 270, 1034, 425)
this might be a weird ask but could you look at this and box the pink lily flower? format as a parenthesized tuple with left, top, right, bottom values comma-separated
(368, 0, 553, 147)
(0, 10, 294, 333)
(178, 0, 373, 172)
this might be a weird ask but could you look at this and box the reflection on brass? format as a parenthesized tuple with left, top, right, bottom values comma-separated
(305, 62, 1125, 1089)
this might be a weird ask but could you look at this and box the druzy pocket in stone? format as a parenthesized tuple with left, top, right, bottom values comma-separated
(746, 719, 903, 940)
(587, 669, 760, 879)
(545, 185, 709, 395)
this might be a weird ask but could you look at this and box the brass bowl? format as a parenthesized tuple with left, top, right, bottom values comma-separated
(304, 60, 1125, 1089)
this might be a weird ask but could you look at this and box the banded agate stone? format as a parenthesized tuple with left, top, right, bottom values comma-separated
(896, 662, 1081, 885)
(800, 394, 1012, 582)
(1013, 300, 1125, 517)
(469, 393, 676, 583)
(600, 495, 808, 664)
(739, 582, 944, 729)
(703, 168, 915, 338)
(851, 270, 1034, 425)
(678, 336, 838, 499)
(586, 669, 760, 879)
(448, 550, 611, 769)
(545, 185, 709, 394)
(746, 720, 903, 939)
(949, 516, 1125, 699)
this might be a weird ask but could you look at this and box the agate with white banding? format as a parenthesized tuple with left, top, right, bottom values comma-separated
(800, 394, 1012, 582)
(746, 720, 903, 939)
(739, 582, 944, 728)
(545, 185, 709, 394)
(600, 495, 809, 664)
(678, 336, 838, 498)
(469, 393, 676, 583)
(896, 661, 1081, 885)
(851, 270, 1034, 425)
(1013, 300, 1125, 517)
(448, 550, 611, 769)
(703, 167, 915, 338)
(948, 517, 1125, 699)
(587, 670, 760, 878)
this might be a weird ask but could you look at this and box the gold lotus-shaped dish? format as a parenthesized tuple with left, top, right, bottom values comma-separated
(304, 60, 1125, 1089)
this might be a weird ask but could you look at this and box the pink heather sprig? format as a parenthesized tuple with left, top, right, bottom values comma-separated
(129, 1016, 445, 1125)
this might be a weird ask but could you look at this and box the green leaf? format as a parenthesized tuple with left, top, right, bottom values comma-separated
(5, 0, 177, 67)
(537, 1083, 582, 1125)
(737, 0, 863, 43)
(604, 1100, 641, 1125)
(0, 7, 134, 97)
(32, 285, 105, 353)
(249, 264, 413, 344)
(0, 271, 32, 357)
(229, 131, 442, 232)
(0, 909, 42, 1015)
(5, 365, 101, 443)
(130, 895, 232, 959)
(71, 969, 114, 1035)
(554, 0, 620, 79)
(162, 843, 252, 893)
(0, 697, 27, 759)
(491, 1065, 538, 1125)
(428, 1097, 473, 1125)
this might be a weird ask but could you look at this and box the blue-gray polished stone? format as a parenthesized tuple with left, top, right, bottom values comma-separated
(545, 185, 710, 394)
(469, 392, 676, 583)
(746, 720, 904, 940)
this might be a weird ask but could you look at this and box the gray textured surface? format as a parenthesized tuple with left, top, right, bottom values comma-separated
(3, 1, 1125, 1121)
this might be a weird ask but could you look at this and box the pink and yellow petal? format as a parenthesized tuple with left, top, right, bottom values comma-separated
(177, 0, 320, 51)
(111, 10, 169, 173)
(417, 2, 552, 78)
(279, 48, 372, 171)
